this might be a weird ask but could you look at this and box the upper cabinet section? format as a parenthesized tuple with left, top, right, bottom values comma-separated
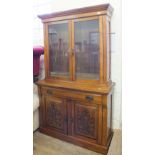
(38, 4, 113, 84)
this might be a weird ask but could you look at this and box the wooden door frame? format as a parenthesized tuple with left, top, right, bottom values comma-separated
(71, 16, 101, 83)
(44, 20, 73, 81)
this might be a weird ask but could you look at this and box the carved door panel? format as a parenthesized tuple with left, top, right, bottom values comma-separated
(44, 96, 67, 134)
(70, 101, 102, 144)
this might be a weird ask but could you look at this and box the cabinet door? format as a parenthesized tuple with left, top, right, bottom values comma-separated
(70, 100, 102, 144)
(48, 21, 71, 79)
(73, 17, 100, 80)
(44, 96, 67, 134)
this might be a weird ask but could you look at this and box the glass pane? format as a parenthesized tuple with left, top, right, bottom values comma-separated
(48, 22, 69, 77)
(74, 19, 99, 80)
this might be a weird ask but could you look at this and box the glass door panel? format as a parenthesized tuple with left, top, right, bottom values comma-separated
(74, 19, 99, 80)
(48, 22, 69, 78)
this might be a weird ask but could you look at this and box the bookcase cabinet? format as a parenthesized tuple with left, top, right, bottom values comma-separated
(37, 4, 114, 154)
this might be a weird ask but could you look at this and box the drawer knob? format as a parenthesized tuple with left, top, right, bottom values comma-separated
(85, 96, 94, 101)
(47, 90, 53, 95)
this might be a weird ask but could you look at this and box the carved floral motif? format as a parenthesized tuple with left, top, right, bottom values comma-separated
(47, 101, 63, 130)
(75, 105, 96, 138)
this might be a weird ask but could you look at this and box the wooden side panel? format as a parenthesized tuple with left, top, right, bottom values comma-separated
(102, 94, 108, 145)
(102, 15, 111, 82)
(102, 92, 113, 146)
(107, 93, 113, 138)
(98, 104, 103, 144)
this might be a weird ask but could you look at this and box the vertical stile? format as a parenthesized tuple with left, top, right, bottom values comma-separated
(69, 20, 73, 80)
(44, 23, 49, 78)
(103, 15, 108, 82)
(71, 20, 75, 81)
(99, 16, 104, 83)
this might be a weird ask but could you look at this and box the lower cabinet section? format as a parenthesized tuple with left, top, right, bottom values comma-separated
(39, 86, 113, 154)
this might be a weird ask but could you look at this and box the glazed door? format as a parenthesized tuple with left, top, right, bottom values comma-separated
(47, 21, 72, 79)
(44, 96, 68, 134)
(69, 100, 102, 144)
(72, 17, 100, 80)
(46, 17, 100, 81)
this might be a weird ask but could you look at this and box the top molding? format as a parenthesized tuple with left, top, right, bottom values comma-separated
(38, 3, 113, 21)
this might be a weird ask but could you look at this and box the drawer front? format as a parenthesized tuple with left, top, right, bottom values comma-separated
(41, 87, 102, 104)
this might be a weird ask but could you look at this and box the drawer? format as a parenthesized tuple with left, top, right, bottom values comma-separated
(41, 87, 103, 104)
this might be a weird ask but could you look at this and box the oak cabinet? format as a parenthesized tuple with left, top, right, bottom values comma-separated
(37, 4, 114, 155)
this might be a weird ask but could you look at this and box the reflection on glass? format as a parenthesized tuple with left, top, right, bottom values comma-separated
(48, 23, 69, 77)
(74, 19, 99, 80)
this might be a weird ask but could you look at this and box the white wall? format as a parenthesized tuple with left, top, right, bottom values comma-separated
(33, 0, 122, 129)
